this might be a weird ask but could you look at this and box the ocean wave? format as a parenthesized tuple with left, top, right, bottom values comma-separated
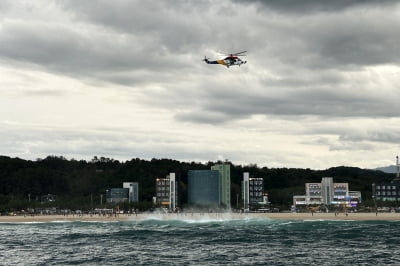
(2, 219, 400, 265)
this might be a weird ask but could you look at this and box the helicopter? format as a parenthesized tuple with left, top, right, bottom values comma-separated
(203, 51, 247, 68)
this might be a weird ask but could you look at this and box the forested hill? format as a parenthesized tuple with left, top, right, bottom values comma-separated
(0, 155, 395, 209)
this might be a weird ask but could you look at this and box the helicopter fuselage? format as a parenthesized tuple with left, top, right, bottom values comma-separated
(205, 56, 247, 68)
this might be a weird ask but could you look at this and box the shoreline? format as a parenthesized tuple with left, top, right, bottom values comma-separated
(1, 212, 400, 223)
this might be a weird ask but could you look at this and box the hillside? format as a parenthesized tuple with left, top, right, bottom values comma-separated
(0, 155, 396, 211)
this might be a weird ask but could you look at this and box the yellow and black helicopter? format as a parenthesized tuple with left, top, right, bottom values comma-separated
(203, 51, 247, 68)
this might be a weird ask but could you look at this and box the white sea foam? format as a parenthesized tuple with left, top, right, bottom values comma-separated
(129, 212, 274, 224)
(0, 221, 47, 224)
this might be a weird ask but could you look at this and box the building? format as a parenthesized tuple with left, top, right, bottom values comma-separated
(372, 182, 400, 201)
(249, 177, 264, 204)
(211, 164, 231, 208)
(321, 177, 334, 205)
(242, 172, 267, 210)
(155, 173, 178, 210)
(41, 194, 56, 202)
(106, 188, 129, 204)
(156, 177, 170, 205)
(188, 170, 221, 206)
(242, 172, 249, 209)
(187, 164, 231, 209)
(293, 177, 361, 208)
(332, 183, 349, 205)
(169, 173, 177, 211)
(372, 156, 400, 201)
(348, 191, 362, 207)
(107, 182, 139, 204)
(123, 182, 139, 202)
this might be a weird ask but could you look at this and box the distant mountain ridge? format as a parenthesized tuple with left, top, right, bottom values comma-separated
(376, 165, 399, 174)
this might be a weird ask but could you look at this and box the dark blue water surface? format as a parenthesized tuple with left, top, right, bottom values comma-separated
(1, 218, 400, 265)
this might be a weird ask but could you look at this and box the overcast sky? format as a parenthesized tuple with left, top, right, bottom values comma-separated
(1, 0, 400, 169)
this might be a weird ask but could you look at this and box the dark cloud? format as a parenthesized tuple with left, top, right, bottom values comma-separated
(2, 0, 398, 121)
(329, 140, 375, 151)
(21, 89, 64, 97)
(3, 0, 397, 90)
(301, 123, 400, 149)
(236, 0, 396, 14)
(339, 130, 400, 144)
(1, 0, 400, 168)
(250, 11, 400, 70)
(305, 16, 400, 67)
(60, 0, 212, 53)
(175, 110, 239, 125)
(0, 1, 202, 86)
(0, 20, 191, 80)
(172, 85, 400, 124)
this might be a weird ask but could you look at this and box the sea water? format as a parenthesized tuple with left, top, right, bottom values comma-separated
(1, 217, 400, 265)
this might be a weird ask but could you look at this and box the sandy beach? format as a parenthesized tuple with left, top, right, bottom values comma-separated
(1, 212, 400, 223)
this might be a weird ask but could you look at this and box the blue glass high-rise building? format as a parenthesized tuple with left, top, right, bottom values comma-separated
(188, 170, 221, 206)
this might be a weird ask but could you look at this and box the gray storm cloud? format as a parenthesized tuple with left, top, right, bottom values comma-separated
(1, 0, 399, 168)
(237, 0, 396, 13)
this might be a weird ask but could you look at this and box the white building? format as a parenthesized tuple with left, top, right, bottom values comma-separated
(242, 172, 249, 210)
(169, 173, 177, 211)
(293, 177, 361, 207)
(242, 172, 267, 211)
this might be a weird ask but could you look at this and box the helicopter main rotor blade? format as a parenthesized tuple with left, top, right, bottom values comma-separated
(233, 50, 247, 55)
(219, 51, 247, 56)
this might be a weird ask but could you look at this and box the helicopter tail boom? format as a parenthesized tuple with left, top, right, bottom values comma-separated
(203, 56, 220, 65)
